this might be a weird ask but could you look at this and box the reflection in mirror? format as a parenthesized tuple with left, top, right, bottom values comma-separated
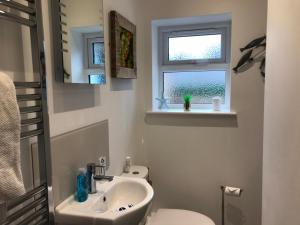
(52, 0, 106, 84)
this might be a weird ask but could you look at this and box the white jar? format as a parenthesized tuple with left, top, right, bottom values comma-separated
(212, 97, 222, 111)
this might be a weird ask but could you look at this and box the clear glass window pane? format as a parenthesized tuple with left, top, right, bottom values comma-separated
(163, 71, 226, 104)
(93, 42, 105, 65)
(169, 34, 222, 61)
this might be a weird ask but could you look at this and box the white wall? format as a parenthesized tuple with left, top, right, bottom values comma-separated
(136, 1, 267, 225)
(262, 1, 300, 225)
(41, 0, 268, 224)
(42, 0, 140, 175)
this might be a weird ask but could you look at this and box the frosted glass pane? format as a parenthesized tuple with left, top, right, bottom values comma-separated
(93, 42, 105, 65)
(169, 34, 222, 61)
(164, 71, 226, 104)
(89, 74, 106, 85)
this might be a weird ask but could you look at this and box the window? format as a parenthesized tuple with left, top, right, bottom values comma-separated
(85, 34, 105, 69)
(168, 34, 222, 61)
(164, 71, 226, 104)
(156, 21, 231, 110)
(88, 74, 106, 85)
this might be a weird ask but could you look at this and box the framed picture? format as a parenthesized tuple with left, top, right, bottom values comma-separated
(110, 11, 137, 79)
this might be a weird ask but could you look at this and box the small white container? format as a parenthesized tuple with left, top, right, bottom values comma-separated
(212, 97, 222, 111)
(124, 156, 132, 173)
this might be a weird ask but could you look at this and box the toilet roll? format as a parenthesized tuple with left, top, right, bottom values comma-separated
(224, 186, 242, 197)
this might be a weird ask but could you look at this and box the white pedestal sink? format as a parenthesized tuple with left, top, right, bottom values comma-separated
(55, 176, 154, 225)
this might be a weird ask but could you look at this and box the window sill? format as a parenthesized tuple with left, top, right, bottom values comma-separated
(146, 109, 237, 116)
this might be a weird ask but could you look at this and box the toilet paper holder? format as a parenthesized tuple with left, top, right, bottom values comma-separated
(220, 186, 243, 225)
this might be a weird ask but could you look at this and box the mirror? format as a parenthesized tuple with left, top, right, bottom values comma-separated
(51, 0, 106, 84)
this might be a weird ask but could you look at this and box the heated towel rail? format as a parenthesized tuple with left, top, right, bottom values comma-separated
(0, 0, 53, 224)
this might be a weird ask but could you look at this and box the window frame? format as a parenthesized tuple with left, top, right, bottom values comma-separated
(87, 37, 105, 69)
(83, 33, 105, 69)
(163, 28, 227, 65)
(157, 22, 231, 110)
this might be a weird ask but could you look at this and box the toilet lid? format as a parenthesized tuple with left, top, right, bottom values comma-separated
(147, 209, 215, 225)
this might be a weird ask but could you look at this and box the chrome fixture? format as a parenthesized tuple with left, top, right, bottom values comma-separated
(0, 0, 53, 224)
(87, 163, 97, 194)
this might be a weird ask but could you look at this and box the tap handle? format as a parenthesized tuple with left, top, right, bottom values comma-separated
(99, 156, 106, 176)
(99, 165, 106, 176)
(99, 156, 106, 167)
(87, 163, 96, 174)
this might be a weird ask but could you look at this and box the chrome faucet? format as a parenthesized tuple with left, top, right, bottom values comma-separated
(87, 157, 113, 187)
(94, 164, 114, 181)
(87, 163, 97, 194)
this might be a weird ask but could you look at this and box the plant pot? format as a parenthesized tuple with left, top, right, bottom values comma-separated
(184, 102, 191, 111)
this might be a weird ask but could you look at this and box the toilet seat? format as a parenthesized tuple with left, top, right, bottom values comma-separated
(146, 209, 215, 225)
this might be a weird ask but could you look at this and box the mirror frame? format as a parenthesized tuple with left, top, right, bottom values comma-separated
(51, 0, 64, 83)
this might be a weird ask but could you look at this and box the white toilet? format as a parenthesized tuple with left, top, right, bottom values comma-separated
(121, 166, 215, 225)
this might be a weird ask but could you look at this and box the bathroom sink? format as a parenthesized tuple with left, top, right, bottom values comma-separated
(55, 176, 154, 225)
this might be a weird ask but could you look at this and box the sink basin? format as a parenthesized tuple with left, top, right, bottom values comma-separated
(55, 176, 154, 225)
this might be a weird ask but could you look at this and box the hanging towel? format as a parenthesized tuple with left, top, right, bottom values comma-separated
(0, 72, 25, 201)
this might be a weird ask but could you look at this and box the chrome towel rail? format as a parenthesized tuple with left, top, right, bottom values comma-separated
(4, 196, 47, 224)
(17, 94, 41, 101)
(0, 0, 52, 223)
(17, 207, 48, 225)
(21, 129, 44, 140)
(7, 184, 47, 210)
(23, 0, 36, 3)
(0, 0, 35, 15)
(20, 106, 42, 114)
(2, 184, 49, 225)
(21, 117, 43, 126)
(0, 10, 36, 27)
(0, 0, 36, 27)
(14, 82, 41, 89)
(4, 207, 49, 225)
(35, 217, 49, 225)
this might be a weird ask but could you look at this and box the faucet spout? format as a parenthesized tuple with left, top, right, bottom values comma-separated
(94, 175, 114, 182)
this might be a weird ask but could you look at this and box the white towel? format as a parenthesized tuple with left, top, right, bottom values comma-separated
(0, 72, 25, 201)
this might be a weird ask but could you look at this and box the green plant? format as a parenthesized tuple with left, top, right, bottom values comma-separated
(183, 95, 192, 104)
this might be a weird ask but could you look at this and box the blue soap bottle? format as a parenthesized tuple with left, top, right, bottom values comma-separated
(76, 168, 88, 202)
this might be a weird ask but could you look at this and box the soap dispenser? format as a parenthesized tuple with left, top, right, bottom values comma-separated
(76, 168, 88, 202)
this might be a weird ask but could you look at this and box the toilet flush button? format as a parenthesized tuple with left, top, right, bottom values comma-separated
(132, 171, 140, 175)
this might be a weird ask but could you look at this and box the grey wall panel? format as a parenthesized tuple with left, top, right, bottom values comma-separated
(51, 120, 109, 206)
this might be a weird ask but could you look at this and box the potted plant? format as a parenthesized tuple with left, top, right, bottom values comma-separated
(183, 95, 192, 111)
